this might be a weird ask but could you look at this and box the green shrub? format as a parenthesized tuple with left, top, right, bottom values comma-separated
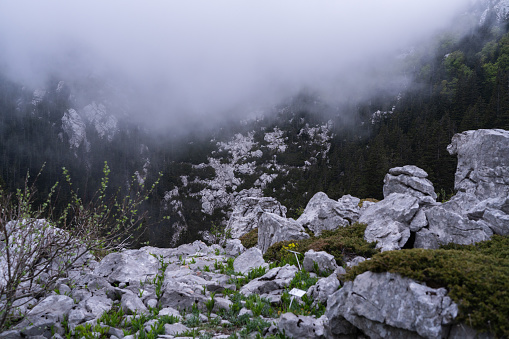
(346, 247, 509, 337)
(264, 223, 378, 266)
(239, 228, 258, 249)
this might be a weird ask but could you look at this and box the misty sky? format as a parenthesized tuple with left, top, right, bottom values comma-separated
(0, 1, 473, 127)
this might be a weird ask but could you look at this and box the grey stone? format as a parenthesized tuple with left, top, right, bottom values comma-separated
(164, 323, 190, 336)
(212, 297, 232, 312)
(414, 228, 439, 249)
(233, 247, 267, 274)
(346, 256, 366, 268)
(257, 212, 309, 254)
(67, 307, 92, 324)
(426, 201, 493, 246)
(303, 250, 339, 274)
(224, 239, 245, 256)
(360, 193, 420, 251)
(25, 295, 74, 324)
(238, 308, 253, 317)
(409, 208, 428, 232)
(240, 264, 298, 296)
(389, 165, 429, 178)
(448, 129, 509, 200)
(297, 192, 360, 236)
(325, 271, 458, 339)
(0, 330, 22, 339)
(277, 312, 326, 339)
(158, 306, 181, 318)
(226, 196, 287, 239)
(384, 166, 437, 200)
(93, 249, 159, 284)
(306, 274, 340, 305)
(121, 290, 148, 315)
(158, 287, 207, 312)
(80, 295, 113, 319)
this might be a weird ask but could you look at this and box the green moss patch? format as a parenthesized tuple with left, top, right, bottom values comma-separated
(239, 228, 258, 249)
(264, 223, 378, 267)
(346, 245, 509, 337)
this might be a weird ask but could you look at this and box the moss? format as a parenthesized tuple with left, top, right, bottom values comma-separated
(346, 246, 509, 337)
(239, 228, 258, 249)
(263, 223, 378, 267)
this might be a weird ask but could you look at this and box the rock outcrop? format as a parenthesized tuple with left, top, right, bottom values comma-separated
(257, 212, 310, 253)
(297, 192, 361, 236)
(325, 271, 459, 339)
(227, 196, 287, 239)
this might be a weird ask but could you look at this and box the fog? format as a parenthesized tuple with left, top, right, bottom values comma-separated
(0, 0, 473, 130)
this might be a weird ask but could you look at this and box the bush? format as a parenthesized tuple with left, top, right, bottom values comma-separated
(264, 223, 378, 267)
(0, 163, 160, 330)
(346, 245, 509, 337)
(239, 228, 258, 249)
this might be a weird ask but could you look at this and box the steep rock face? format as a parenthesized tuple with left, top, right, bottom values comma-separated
(227, 196, 287, 239)
(257, 212, 309, 253)
(297, 192, 361, 236)
(422, 129, 509, 246)
(325, 271, 458, 339)
(448, 129, 509, 200)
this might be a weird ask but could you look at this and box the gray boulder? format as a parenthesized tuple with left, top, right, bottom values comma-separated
(158, 287, 207, 312)
(233, 247, 267, 274)
(257, 212, 309, 254)
(306, 274, 340, 305)
(384, 165, 437, 200)
(448, 129, 509, 200)
(79, 295, 113, 319)
(359, 193, 420, 251)
(93, 249, 159, 284)
(226, 196, 287, 239)
(240, 264, 298, 296)
(224, 239, 245, 256)
(325, 271, 458, 339)
(121, 290, 148, 315)
(303, 250, 339, 275)
(277, 313, 326, 339)
(297, 192, 361, 236)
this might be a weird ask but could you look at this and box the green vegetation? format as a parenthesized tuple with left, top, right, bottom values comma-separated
(239, 228, 258, 249)
(346, 236, 509, 337)
(264, 223, 378, 266)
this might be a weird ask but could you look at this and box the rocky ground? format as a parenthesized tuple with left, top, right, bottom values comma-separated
(1, 128, 508, 339)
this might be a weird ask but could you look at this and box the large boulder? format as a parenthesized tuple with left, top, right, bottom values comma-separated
(277, 313, 326, 339)
(297, 192, 361, 236)
(93, 249, 159, 284)
(226, 196, 287, 239)
(359, 193, 420, 251)
(303, 250, 339, 274)
(257, 212, 309, 254)
(448, 129, 509, 200)
(325, 271, 458, 339)
(383, 165, 437, 201)
(233, 247, 267, 274)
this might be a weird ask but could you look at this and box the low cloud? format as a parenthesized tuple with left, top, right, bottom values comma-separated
(0, 0, 473, 129)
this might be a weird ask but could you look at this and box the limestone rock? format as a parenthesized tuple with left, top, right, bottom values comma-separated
(227, 196, 287, 239)
(325, 271, 458, 339)
(121, 290, 148, 315)
(257, 212, 309, 254)
(306, 274, 340, 305)
(93, 249, 159, 284)
(277, 312, 326, 339)
(240, 264, 298, 296)
(297, 192, 361, 236)
(384, 165, 437, 200)
(233, 247, 267, 274)
(224, 239, 245, 256)
(303, 250, 339, 274)
(448, 129, 509, 200)
(359, 193, 420, 251)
